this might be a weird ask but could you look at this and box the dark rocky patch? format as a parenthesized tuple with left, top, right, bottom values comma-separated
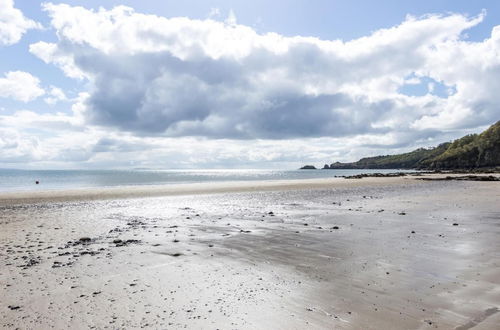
(115, 239, 141, 247)
(344, 173, 408, 179)
(418, 175, 499, 182)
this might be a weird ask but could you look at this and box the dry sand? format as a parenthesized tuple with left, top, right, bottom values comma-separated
(1, 176, 499, 329)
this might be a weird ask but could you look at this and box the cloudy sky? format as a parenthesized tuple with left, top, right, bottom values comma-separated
(0, 0, 499, 169)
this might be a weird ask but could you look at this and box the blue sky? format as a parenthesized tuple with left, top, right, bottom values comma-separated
(15, 0, 499, 38)
(0, 0, 499, 169)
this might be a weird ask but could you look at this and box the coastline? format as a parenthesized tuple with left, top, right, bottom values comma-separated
(2, 173, 497, 205)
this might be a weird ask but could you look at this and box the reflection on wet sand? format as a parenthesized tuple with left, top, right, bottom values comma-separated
(1, 178, 499, 329)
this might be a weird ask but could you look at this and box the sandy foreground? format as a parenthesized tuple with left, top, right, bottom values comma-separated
(1, 175, 499, 329)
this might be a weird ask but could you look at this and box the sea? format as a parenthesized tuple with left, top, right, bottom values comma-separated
(0, 168, 417, 192)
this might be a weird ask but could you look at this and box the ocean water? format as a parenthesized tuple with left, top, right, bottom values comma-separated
(0, 168, 416, 192)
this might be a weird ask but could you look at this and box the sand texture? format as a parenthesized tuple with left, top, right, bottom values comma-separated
(1, 177, 499, 329)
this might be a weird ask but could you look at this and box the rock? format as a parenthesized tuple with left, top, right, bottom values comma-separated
(115, 239, 141, 247)
(79, 237, 92, 243)
(300, 165, 317, 170)
(80, 251, 99, 256)
(418, 175, 500, 182)
(23, 258, 39, 267)
(331, 226, 339, 230)
(344, 172, 408, 179)
(411, 230, 416, 234)
(113, 239, 123, 244)
(323, 164, 330, 169)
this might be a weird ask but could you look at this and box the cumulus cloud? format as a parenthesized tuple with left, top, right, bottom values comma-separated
(0, 71, 45, 102)
(0, 0, 41, 46)
(0, 109, 82, 131)
(28, 4, 499, 144)
(0, 109, 92, 165)
(44, 86, 68, 105)
(0, 127, 40, 163)
(0, 103, 481, 169)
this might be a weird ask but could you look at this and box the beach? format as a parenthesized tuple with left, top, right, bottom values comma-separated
(1, 175, 499, 329)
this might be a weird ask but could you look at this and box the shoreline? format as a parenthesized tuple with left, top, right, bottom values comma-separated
(1, 173, 498, 205)
(0, 175, 426, 205)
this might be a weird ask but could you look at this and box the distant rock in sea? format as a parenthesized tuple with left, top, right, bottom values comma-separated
(300, 165, 317, 170)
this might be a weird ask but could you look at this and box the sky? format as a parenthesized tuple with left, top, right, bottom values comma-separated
(0, 0, 499, 169)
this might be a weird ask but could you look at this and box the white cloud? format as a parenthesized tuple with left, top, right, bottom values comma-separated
(0, 127, 40, 163)
(0, 99, 482, 168)
(0, 4, 493, 168)
(208, 8, 220, 19)
(0, 71, 45, 102)
(0, 108, 92, 165)
(0, 109, 81, 130)
(29, 41, 87, 79)
(0, 0, 41, 46)
(29, 4, 499, 145)
(44, 86, 67, 105)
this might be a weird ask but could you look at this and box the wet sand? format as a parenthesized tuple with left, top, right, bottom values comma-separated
(1, 176, 499, 329)
(0, 176, 413, 205)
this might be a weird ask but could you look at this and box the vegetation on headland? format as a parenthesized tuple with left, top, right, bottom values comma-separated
(302, 120, 500, 170)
